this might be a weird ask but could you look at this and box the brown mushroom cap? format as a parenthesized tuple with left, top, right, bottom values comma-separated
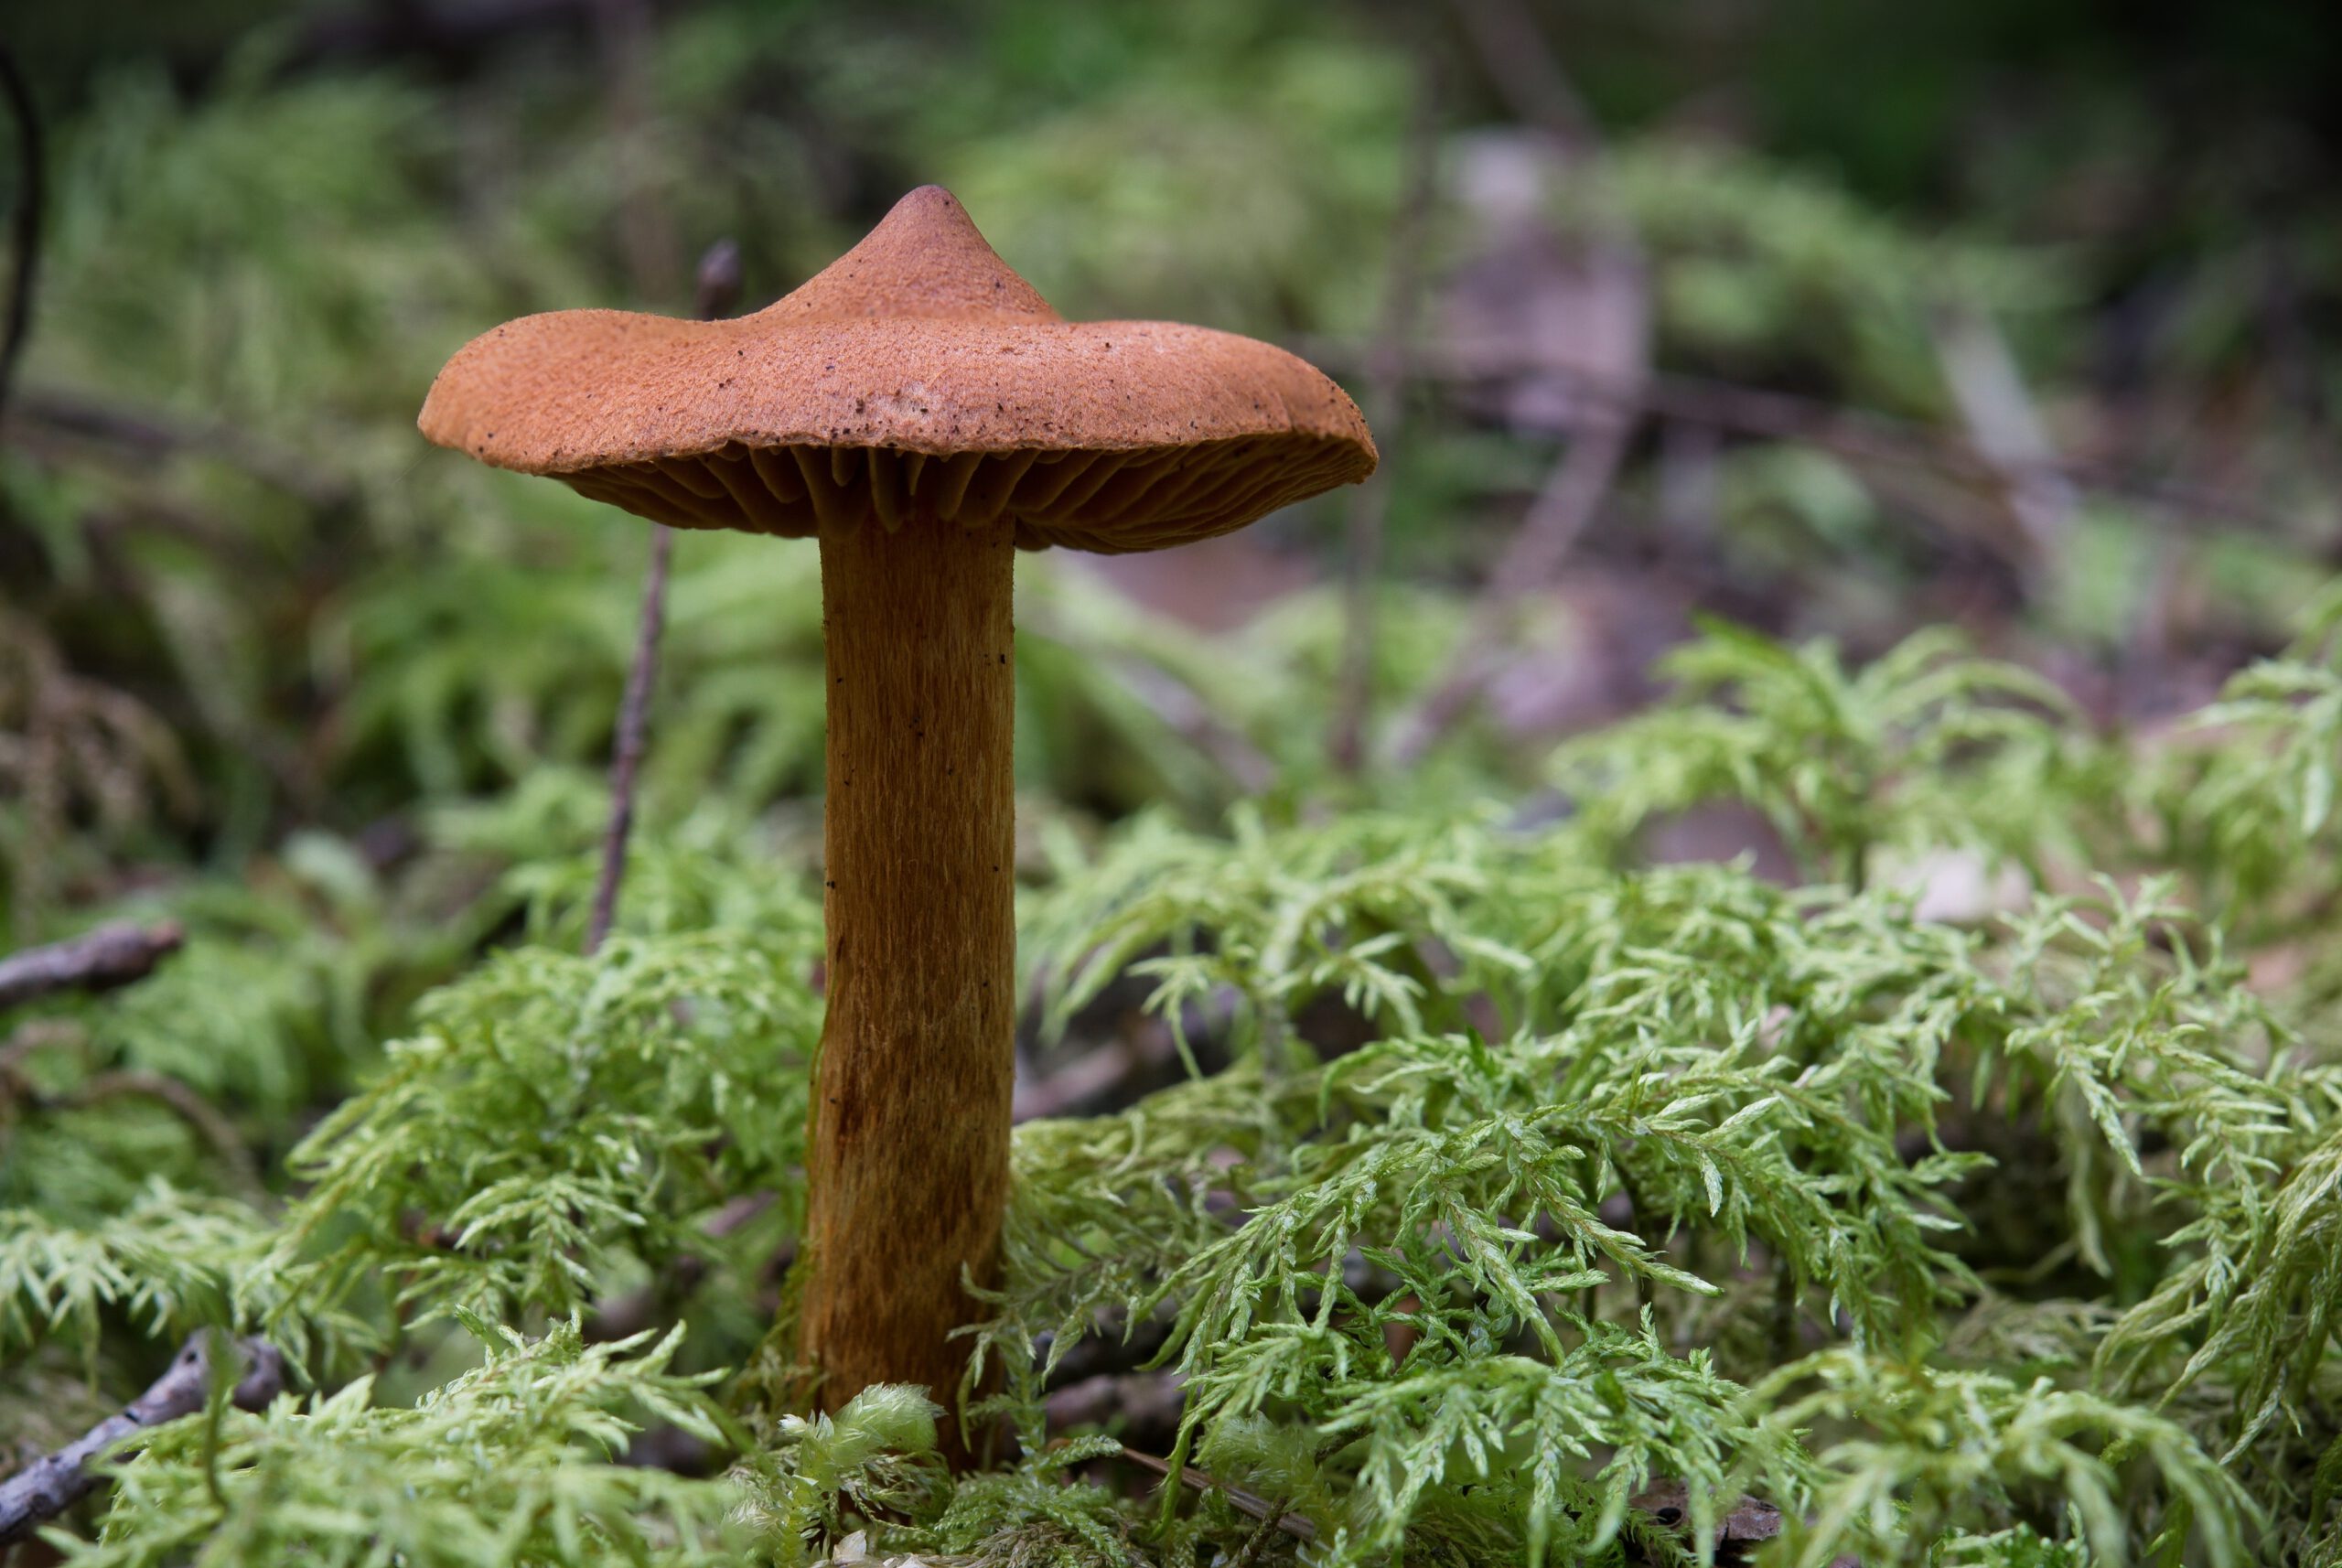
(418, 186, 1377, 553)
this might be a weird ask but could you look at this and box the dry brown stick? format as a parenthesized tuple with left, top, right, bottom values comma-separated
(1012, 1036, 1152, 1123)
(0, 968, 263, 1208)
(0, 921, 185, 1012)
(1480, 413, 1638, 601)
(583, 241, 741, 956)
(585, 524, 674, 956)
(1329, 73, 1443, 776)
(1616, 359, 2288, 531)
(0, 1332, 285, 1546)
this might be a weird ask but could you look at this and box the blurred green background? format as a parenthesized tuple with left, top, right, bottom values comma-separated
(4, 0, 2341, 929)
(9, 8, 2342, 1556)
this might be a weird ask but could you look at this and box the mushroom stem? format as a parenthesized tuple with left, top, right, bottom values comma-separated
(801, 506, 1017, 1439)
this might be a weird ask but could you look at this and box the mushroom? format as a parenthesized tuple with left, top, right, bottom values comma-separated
(417, 187, 1376, 1429)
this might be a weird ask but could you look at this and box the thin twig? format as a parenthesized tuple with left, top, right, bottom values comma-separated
(0, 1332, 285, 1546)
(1329, 72, 1443, 776)
(584, 240, 740, 956)
(0, 45, 42, 432)
(1531, 356, 2292, 532)
(1118, 1447, 1317, 1542)
(585, 525, 674, 956)
(0, 921, 186, 1012)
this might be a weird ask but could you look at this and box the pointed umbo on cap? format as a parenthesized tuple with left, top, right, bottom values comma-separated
(418, 187, 1378, 553)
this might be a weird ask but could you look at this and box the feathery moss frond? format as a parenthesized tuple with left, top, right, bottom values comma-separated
(65, 1317, 742, 1568)
(273, 918, 821, 1324)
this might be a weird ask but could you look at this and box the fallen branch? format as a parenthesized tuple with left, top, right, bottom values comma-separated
(0, 921, 186, 1012)
(0, 1332, 285, 1546)
(0, 1018, 80, 1083)
(1101, 650, 1274, 796)
(1119, 1446, 1316, 1543)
